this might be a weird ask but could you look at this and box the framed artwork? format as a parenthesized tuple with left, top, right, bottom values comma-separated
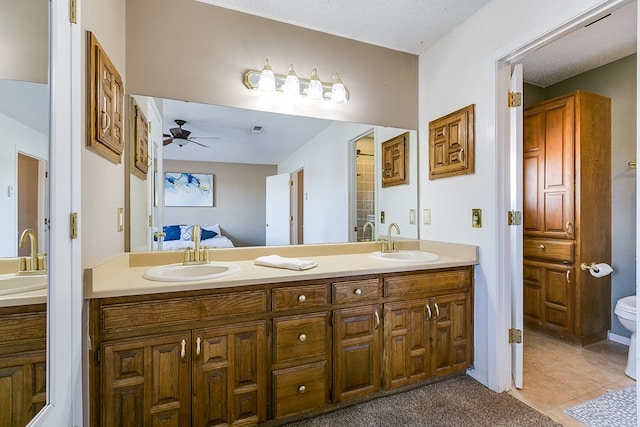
(164, 172, 214, 207)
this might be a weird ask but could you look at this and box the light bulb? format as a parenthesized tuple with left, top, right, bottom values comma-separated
(257, 59, 276, 93)
(307, 69, 324, 100)
(331, 73, 347, 104)
(282, 64, 300, 97)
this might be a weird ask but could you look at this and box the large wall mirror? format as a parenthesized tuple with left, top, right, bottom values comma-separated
(0, 0, 50, 425)
(127, 96, 418, 252)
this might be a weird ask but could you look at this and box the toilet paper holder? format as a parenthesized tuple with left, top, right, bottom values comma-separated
(580, 262, 600, 273)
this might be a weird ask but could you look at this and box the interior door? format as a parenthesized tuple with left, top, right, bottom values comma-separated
(510, 63, 524, 389)
(265, 173, 291, 245)
(147, 99, 163, 250)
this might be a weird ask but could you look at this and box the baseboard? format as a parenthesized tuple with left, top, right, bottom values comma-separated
(608, 331, 631, 346)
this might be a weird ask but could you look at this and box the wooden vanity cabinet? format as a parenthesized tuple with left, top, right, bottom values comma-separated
(0, 304, 47, 427)
(91, 290, 268, 427)
(383, 270, 472, 389)
(89, 266, 474, 426)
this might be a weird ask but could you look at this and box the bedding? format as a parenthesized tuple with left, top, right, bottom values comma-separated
(153, 224, 234, 250)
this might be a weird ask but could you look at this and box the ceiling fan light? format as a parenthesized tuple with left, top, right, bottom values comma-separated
(306, 68, 323, 100)
(174, 138, 189, 147)
(330, 73, 347, 104)
(282, 64, 300, 97)
(258, 59, 276, 93)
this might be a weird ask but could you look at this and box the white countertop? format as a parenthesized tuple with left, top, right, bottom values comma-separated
(85, 240, 478, 299)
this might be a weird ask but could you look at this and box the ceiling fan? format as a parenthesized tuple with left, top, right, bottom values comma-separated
(163, 119, 220, 147)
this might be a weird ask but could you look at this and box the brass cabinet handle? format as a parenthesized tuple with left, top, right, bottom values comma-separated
(539, 244, 545, 249)
(374, 310, 380, 330)
(459, 149, 465, 162)
(101, 110, 111, 134)
(298, 294, 306, 302)
(354, 288, 362, 296)
(298, 385, 306, 394)
(434, 303, 440, 319)
(180, 339, 186, 360)
(196, 337, 201, 357)
(298, 333, 307, 342)
(566, 270, 571, 284)
(426, 304, 432, 320)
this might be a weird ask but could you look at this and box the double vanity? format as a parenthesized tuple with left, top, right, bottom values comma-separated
(85, 240, 477, 426)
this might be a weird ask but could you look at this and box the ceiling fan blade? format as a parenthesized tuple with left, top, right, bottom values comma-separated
(163, 133, 171, 138)
(190, 136, 221, 140)
(190, 139, 209, 148)
(163, 138, 173, 146)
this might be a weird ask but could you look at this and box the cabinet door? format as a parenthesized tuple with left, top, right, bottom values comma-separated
(0, 351, 46, 427)
(431, 293, 472, 378)
(383, 300, 430, 389)
(523, 260, 574, 336)
(333, 305, 382, 402)
(192, 321, 266, 427)
(524, 96, 575, 239)
(101, 331, 191, 427)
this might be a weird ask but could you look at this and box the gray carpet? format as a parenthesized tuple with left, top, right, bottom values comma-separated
(283, 375, 561, 427)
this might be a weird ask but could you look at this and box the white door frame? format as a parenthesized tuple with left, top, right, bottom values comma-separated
(492, 0, 633, 392)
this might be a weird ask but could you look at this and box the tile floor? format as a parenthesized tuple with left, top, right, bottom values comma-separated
(509, 328, 636, 426)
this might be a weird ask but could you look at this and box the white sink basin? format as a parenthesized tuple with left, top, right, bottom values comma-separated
(143, 262, 241, 282)
(0, 273, 47, 296)
(369, 250, 440, 263)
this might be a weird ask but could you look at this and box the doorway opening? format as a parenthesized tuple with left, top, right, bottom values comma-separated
(499, 0, 637, 405)
(17, 152, 48, 256)
(353, 131, 376, 242)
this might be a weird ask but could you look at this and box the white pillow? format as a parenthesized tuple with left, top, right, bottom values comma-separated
(180, 225, 194, 240)
(202, 224, 221, 235)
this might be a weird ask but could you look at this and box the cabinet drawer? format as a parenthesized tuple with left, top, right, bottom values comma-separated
(384, 268, 471, 297)
(332, 278, 380, 304)
(274, 313, 327, 363)
(99, 290, 266, 334)
(524, 239, 574, 263)
(272, 284, 328, 312)
(273, 361, 327, 419)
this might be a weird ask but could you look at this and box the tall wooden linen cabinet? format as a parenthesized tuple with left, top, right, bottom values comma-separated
(523, 90, 611, 345)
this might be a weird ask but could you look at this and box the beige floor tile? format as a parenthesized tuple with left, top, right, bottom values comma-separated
(508, 328, 636, 426)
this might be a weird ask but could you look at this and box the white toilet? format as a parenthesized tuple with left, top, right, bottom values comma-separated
(614, 295, 636, 380)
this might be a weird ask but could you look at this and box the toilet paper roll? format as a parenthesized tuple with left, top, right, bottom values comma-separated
(589, 263, 613, 278)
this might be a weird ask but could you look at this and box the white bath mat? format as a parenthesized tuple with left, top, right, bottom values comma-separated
(564, 385, 636, 427)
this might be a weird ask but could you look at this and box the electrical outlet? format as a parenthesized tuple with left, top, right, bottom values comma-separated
(423, 209, 431, 225)
(472, 208, 482, 228)
(380, 210, 386, 224)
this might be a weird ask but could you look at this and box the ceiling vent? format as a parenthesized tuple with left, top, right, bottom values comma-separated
(251, 125, 264, 134)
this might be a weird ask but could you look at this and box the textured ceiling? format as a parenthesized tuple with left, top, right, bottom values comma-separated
(196, 0, 492, 54)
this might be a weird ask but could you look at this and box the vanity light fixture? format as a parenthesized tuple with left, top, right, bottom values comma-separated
(244, 59, 349, 104)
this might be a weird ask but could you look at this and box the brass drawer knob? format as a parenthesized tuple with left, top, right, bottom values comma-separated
(354, 288, 362, 296)
(298, 385, 306, 394)
(539, 244, 545, 249)
(298, 294, 306, 302)
(298, 333, 307, 342)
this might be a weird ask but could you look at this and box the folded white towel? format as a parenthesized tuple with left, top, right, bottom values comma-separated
(254, 255, 317, 271)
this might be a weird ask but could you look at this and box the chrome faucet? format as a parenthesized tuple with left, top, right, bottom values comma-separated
(385, 223, 401, 252)
(362, 221, 375, 241)
(183, 225, 209, 265)
(18, 228, 46, 274)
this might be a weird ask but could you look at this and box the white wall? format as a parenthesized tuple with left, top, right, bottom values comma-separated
(278, 121, 371, 244)
(418, 0, 616, 390)
(376, 128, 419, 239)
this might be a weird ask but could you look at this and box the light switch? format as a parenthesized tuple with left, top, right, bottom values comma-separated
(117, 207, 124, 232)
(423, 209, 431, 225)
(472, 208, 482, 228)
(380, 210, 385, 224)
(409, 209, 416, 224)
